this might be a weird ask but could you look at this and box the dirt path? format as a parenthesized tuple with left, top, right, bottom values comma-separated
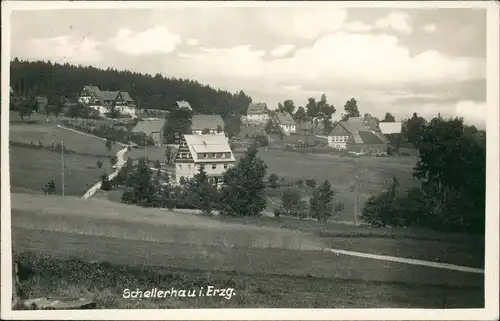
(56, 125, 129, 199)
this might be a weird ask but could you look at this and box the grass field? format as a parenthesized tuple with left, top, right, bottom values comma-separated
(10, 193, 484, 308)
(234, 148, 420, 223)
(9, 119, 122, 196)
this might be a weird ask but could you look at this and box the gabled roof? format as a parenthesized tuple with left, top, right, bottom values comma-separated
(191, 114, 225, 130)
(83, 85, 100, 94)
(96, 91, 119, 102)
(176, 101, 193, 111)
(118, 91, 134, 102)
(328, 118, 368, 136)
(183, 134, 235, 162)
(379, 122, 402, 134)
(247, 103, 268, 115)
(273, 112, 296, 125)
(350, 131, 386, 145)
(131, 120, 166, 135)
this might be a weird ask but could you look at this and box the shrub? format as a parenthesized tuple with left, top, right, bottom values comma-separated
(267, 173, 279, 189)
(305, 179, 317, 188)
(254, 134, 269, 147)
(101, 174, 112, 191)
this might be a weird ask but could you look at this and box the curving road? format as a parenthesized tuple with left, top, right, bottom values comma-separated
(56, 125, 129, 200)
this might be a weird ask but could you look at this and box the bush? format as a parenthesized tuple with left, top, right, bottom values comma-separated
(254, 135, 269, 147)
(101, 174, 112, 191)
(305, 179, 317, 188)
(267, 173, 279, 189)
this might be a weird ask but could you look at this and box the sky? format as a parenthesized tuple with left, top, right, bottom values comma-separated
(9, 4, 487, 127)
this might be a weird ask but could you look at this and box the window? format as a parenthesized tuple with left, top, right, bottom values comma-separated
(203, 153, 207, 158)
(212, 153, 216, 158)
(224, 164, 228, 169)
(188, 165, 192, 170)
(178, 164, 182, 169)
(225, 153, 231, 158)
(212, 164, 217, 170)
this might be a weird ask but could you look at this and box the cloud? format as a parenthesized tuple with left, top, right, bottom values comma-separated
(177, 31, 484, 88)
(258, 8, 348, 39)
(454, 100, 486, 128)
(270, 44, 296, 58)
(374, 11, 413, 35)
(23, 36, 103, 64)
(109, 26, 181, 56)
(186, 38, 199, 46)
(422, 23, 437, 33)
(341, 21, 372, 33)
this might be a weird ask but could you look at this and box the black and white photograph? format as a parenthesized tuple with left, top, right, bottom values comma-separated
(1, 1, 499, 320)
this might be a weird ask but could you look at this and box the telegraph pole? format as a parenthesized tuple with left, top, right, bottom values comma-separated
(61, 140, 65, 196)
(353, 158, 359, 226)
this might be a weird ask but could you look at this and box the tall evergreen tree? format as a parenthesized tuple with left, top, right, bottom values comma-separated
(219, 143, 268, 217)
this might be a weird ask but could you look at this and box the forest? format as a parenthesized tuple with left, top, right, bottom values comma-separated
(9, 58, 253, 117)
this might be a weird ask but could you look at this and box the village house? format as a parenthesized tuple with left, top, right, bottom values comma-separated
(131, 119, 166, 147)
(191, 114, 226, 136)
(327, 117, 388, 154)
(78, 85, 136, 118)
(176, 100, 193, 112)
(243, 102, 269, 124)
(271, 111, 297, 135)
(174, 134, 236, 187)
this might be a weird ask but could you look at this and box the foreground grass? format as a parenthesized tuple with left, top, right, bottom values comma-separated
(13, 230, 484, 309)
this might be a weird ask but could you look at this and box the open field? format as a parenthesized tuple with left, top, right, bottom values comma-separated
(10, 146, 115, 196)
(11, 193, 483, 308)
(234, 148, 420, 223)
(9, 121, 121, 196)
(9, 122, 122, 156)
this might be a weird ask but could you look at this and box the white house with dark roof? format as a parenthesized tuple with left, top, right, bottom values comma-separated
(245, 102, 269, 123)
(174, 134, 236, 187)
(271, 111, 296, 134)
(327, 117, 388, 154)
(78, 85, 136, 118)
(191, 114, 226, 137)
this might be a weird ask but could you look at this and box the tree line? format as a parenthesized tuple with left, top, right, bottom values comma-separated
(10, 58, 253, 118)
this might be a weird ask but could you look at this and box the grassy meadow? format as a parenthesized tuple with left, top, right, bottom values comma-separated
(234, 148, 420, 222)
(11, 193, 484, 308)
(9, 115, 122, 196)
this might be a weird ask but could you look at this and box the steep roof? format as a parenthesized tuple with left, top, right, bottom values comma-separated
(96, 91, 119, 102)
(183, 134, 235, 162)
(350, 131, 386, 145)
(273, 112, 296, 125)
(119, 91, 134, 102)
(84, 85, 100, 94)
(328, 118, 368, 136)
(379, 122, 402, 134)
(247, 103, 268, 115)
(191, 114, 225, 130)
(176, 101, 193, 111)
(131, 120, 165, 135)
